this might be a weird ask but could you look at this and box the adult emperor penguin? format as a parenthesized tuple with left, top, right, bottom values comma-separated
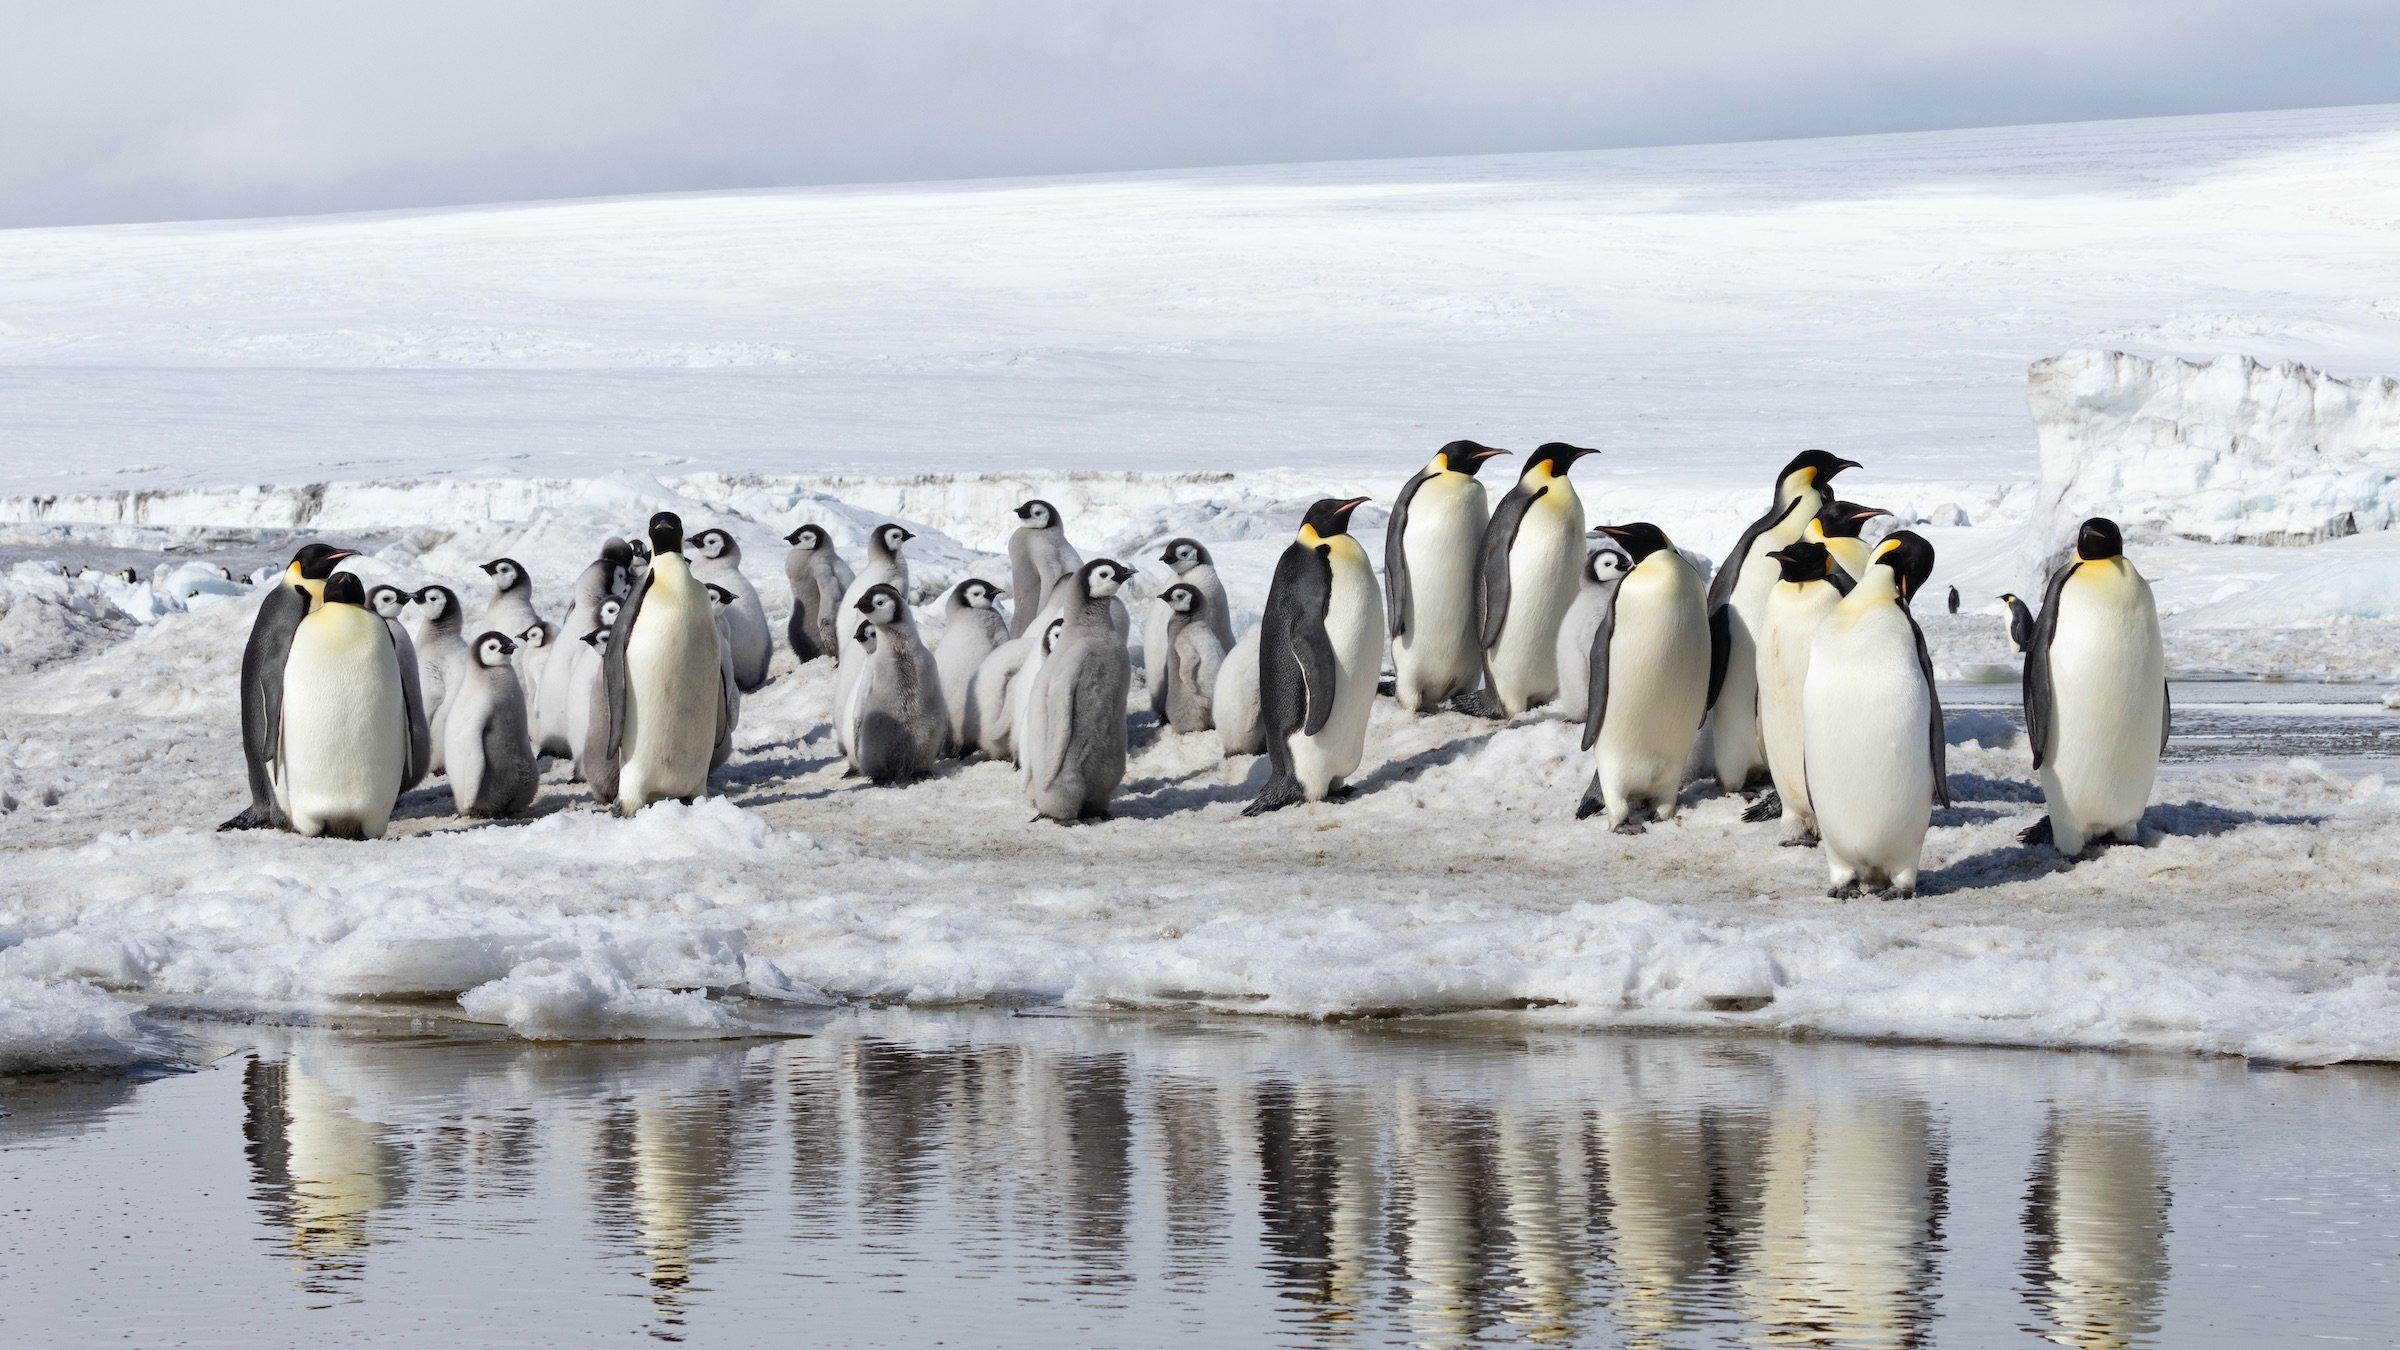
(1007, 500, 1082, 638)
(846, 584, 946, 785)
(935, 578, 1009, 755)
(274, 573, 424, 840)
(1551, 541, 1630, 726)
(476, 557, 542, 642)
(1158, 582, 1228, 734)
(1023, 559, 1136, 822)
(1476, 443, 1598, 717)
(1705, 450, 1860, 794)
(223, 542, 357, 830)
(1946, 586, 1961, 615)
(1386, 440, 1511, 711)
(780, 524, 852, 664)
(833, 523, 913, 752)
(1574, 523, 1715, 832)
(1144, 539, 1235, 717)
(591, 512, 737, 815)
(2024, 518, 2169, 856)
(1247, 497, 1382, 815)
(366, 583, 432, 793)
(444, 631, 539, 819)
(689, 528, 772, 692)
(410, 583, 470, 776)
(1806, 503, 1887, 582)
(1802, 531, 1947, 897)
(1753, 539, 1852, 845)
(1999, 593, 2035, 654)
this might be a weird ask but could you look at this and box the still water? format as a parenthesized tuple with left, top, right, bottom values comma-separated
(4, 1012, 2396, 1347)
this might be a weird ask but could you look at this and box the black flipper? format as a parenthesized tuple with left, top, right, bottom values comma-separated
(394, 622, 429, 792)
(2160, 678, 2172, 755)
(1477, 483, 1543, 649)
(2022, 561, 2076, 771)
(1578, 584, 1622, 753)
(592, 568, 654, 805)
(1909, 607, 1950, 808)
(1384, 466, 1429, 640)
(1251, 539, 1336, 809)
(225, 580, 310, 830)
(1706, 495, 1806, 616)
(1705, 602, 1732, 715)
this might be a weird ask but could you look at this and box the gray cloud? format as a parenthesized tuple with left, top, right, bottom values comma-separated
(5, 0, 2398, 226)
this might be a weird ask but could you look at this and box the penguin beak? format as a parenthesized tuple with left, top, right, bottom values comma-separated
(1472, 447, 1512, 463)
(1333, 497, 1371, 522)
(1595, 525, 1630, 541)
(1829, 457, 1862, 478)
(479, 561, 500, 575)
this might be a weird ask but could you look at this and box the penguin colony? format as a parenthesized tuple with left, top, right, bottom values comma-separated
(223, 448, 2169, 896)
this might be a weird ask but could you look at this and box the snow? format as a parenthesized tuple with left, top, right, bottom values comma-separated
(7, 106, 2400, 1071)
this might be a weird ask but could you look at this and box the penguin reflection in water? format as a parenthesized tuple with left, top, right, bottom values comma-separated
(1803, 531, 1947, 897)
(590, 512, 739, 816)
(1247, 498, 1382, 815)
(1574, 523, 1721, 833)
(2023, 517, 2168, 856)
(273, 573, 430, 840)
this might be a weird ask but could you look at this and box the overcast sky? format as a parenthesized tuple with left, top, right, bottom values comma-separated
(6, 0, 2397, 226)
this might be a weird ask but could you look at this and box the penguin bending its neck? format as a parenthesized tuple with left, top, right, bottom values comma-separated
(224, 542, 357, 831)
(1247, 497, 1382, 815)
(591, 512, 737, 815)
(1476, 443, 1597, 716)
(1386, 440, 1510, 711)
(2023, 518, 2168, 856)
(1706, 449, 1859, 795)
(1802, 530, 1946, 897)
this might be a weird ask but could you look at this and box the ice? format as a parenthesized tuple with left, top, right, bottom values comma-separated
(0, 976, 187, 1075)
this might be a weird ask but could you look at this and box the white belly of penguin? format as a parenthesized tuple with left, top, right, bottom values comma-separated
(1711, 503, 1814, 785)
(1288, 554, 1384, 798)
(1487, 492, 1584, 713)
(1392, 480, 1486, 708)
(1803, 604, 1934, 884)
(279, 610, 406, 839)
(2042, 563, 2165, 846)
(1758, 582, 1841, 829)
(621, 569, 721, 808)
(1591, 562, 1709, 812)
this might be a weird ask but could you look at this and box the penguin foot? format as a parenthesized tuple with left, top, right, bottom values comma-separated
(1376, 676, 1397, 698)
(1828, 880, 1863, 899)
(1611, 819, 1646, 837)
(2018, 816, 2054, 847)
(1887, 886, 1917, 901)
(1574, 795, 1605, 821)
(1079, 809, 1115, 824)
(1242, 781, 1305, 817)
(1448, 691, 1505, 720)
(1740, 793, 1782, 824)
(1325, 783, 1357, 804)
(1779, 832, 1819, 849)
(217, 805, 274, 832)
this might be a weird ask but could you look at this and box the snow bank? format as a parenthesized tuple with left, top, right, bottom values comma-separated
(0, 977, 187, 1076)
(2026, 350, 2400, 557)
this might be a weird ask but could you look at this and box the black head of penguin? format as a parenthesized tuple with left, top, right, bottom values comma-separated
(413, 584, 456, 617)
(1042, 617, 1067, 655)
(954, 578, 999, 608)
(1767, 539, 1836, 583)
(872, 523, 914, 557)
(1594, 522, 1674, 563)
(583, 628, 610, 650)
(1584, 544, 1631, 582)
(1779, 449, 1861, 492)
(368, 584, 409, 617)
(704, 583, 735, 609)
(480, 558, 526, 591)
(1298, 497, 1371, 547)
(522, 621, 551, 648)
(783, 524, 828, 548)
(647, 512, 684, 556)
(2076, 517, 2125, 561)
(1437, 440, 1512, 477)
(692, 528, 735, 561)
(853, 582, 905, 624)
(1159, 538, 1211, 570)
(1871, 530, 1937, 601)
(600, 537, 634, 567)
(1080, 558, 1135, 598)
(1014, 500, 1060, 529)
(473, 631, 517, 664)
(598, 597, 623, 626)
(1522, 443, 1598, 479)
(321, 572, 368, 607)
(291, 542, 355, 581)
(1163, 582, 1204, 616)
(628, 537, 652, 564)
(1819, 502, 1889, 538)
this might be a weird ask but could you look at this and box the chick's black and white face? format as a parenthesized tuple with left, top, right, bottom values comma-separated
(1085, 561, 1133, 598)
(878, 525, 908, 554)
(1589, 549, 1629, 583)
(963, 581, 995, 608)
(491, 561, 519, 589)
(599, 598, 621, 625)
(1019, 501, 1055, 529)
(369, 586, 406, 619)
(1042, 619, 1065, 654)
(415, 588, 450, 619)
(706, 585, 732, 611)
(797, 526, 827, 551)
(523, 625, 547, 648)
(479, 636, 512, 665)
(696, 530, 730, 560)
(1165, 583, 1199, 615)
(1164, 541, 1201, 570)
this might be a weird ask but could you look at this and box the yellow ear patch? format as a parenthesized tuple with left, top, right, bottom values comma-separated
(1804, 518, 1828, 543)
(1298, 524, 1322, 545)
(1873, 538, 1901, 559)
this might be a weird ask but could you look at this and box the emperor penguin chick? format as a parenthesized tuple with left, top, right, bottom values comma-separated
(846, 583, 946, 785)
(1007, 500, 1082, 638)
(1145, 538, 1234, 718)
(1024, 560, 1136, 822)
(446, 631, 540, 819)
(1551, 541, 1629, 726)
(690, 527, 773, 692)
(1159, 582, 1228, 734)
(935, 578, 1010, 756)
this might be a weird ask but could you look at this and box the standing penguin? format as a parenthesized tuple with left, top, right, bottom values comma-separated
(966, 630, 1038, 763)
(2024, 518, 2169, 856)
(1802, 531, 1946, 897)
(1388, 440, 1512, 711)
(1807, 503, 1888, 582)
(1753, 539, 1852, 845)
(1999, 594, 2035, 655)
(1247, 498, 1383, 815)
(274, 573, 425, 840)
(367, 584, 433, 794)
(1574, 524, 1716, 833)
(846, 583, 948, 785)
(535, 541, 633, 757)
(1551, 542, 1630, 726)
(517, 620, 557, 721)
(935, 578, 1010, 754)
(411, 584, 470, 777)
(566, 601, 620, 783)
(1476, 443, 1599, 717)
(223, 542, 357, 831)
(833, 524, 914, 755)
(1007, 500, 1082, 638)
(1158, 583, 1228, 734)
(1144, 539, 1235, 717)
(702, 583, 747, 736)
(1023, 560, 1136, 822)
(1213, 625, 1266, 756)
(689, 528, 773, 692)
(444, 632, 540, 819)
(1946, 586, 1961, 615)
(476, 558, 542, 641)
(781, 524, 852, 664)
(591, 513, 738, 815)
(1705, 450, 1860, 795)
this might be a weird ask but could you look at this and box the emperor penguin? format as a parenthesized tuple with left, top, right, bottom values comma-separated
(1999, 593, 2035, 655)
(591, 513, 738, 815)
(702, 583, 746, 735)
(566, 607, 618, 783)
(535, 540, 634, 756)
(1247, 497, 1382, 815)
(1159, 582, 1228, 734)
(517, 620, 556, 716)
(1023, 560, 1136, 822)
(1574, 523, 1715, 833)
(1753, 539, 1852, 845)
(780, 524, 852, 664)
(444, 631, 539, 819)
(966, 630, 1037, 762)
(1551, 540, 1630, 726)
(833, 523, 914, 755)
(1802, 531, 1947, 897)
(1007, 500, 1082, 638)
(1387, 440, 1511, 710)
(366, 583, 432, 793)
(1946, 585, 1961, 615)
(411, 584, 470, 777)
(1144, 539, 1234, 717)
(476, 557, 542, 641)
(1806, 503, 1887, 583)
(689, 528, 773, 692)
(224, 542, 357, 831)
(274, 573, 424, 840)
(1704, 450, 1860, 794)
(1212, 625, 1266, 756)
(935, 578, 1009, 754)
(2023, 518, 2169, 856)
(1476, 443, 1599, 717)
(846, 584, 946, 785)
